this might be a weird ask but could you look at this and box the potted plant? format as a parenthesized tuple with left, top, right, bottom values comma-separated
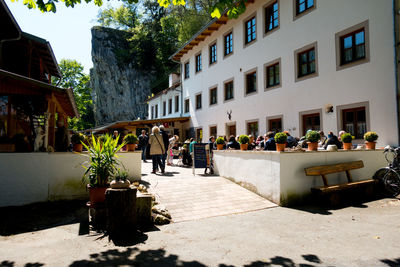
(364, 131, 378, 150)
(239, 135, 249, 151)
(110, 168, 131, 189)
(274, 132, 287, 152)
(82, 134, 126, 207)
(71, 132, 86, 152)
(123, 133, 138, 151)
(341, 133, 353, 150)
(306, 130, 320, 151)
(216, 136, 225, 150)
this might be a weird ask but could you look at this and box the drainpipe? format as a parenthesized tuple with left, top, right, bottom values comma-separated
(394, 0, 400, 145)
(0, 32, 22, 68)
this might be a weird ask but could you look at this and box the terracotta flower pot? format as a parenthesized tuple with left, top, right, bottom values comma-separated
(217, 144, 224, 150)
(365, 141, 376, 150)
(88, 185, 107, 207)
(343, 142, 352, 150)
(127, 144, 136, 151)
(73, 143, 83, 152)
(307, 142, 318, 151)
(240, 144, 248, 151)
(276, 143, 286, 152)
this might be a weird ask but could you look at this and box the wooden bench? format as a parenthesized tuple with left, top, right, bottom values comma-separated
(304, 160, 376, 194)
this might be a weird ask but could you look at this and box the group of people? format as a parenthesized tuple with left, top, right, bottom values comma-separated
(138, 126, 179, 174)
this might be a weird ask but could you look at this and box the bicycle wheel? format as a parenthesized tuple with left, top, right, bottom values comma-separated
(373, 167, 390, 182)
(383, 169, 400, 197)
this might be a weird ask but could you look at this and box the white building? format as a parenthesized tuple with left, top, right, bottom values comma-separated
(170, 0, 400, 147)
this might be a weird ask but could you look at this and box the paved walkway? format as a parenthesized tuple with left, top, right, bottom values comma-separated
(141, 160, 277, 222)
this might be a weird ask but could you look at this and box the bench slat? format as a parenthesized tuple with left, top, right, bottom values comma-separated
(305, 160, 364, 176)
(311, 179, 376, 193)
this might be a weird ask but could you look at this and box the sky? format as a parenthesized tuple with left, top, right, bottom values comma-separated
(5, 0, 122, 74)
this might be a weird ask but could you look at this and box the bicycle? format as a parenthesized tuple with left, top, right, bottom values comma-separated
(373, 146, 400, 197)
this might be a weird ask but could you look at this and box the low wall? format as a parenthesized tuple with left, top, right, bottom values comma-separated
(213, 150, 386, 206)
(0, 151, 141, 207)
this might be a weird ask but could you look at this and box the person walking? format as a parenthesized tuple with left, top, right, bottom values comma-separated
(138, 130, 149, 162)
(148, 126, 165, 174)
(159, 125, 169, 168)
(167, 135, 179, 165)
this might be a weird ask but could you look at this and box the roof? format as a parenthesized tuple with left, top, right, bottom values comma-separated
(146, 81, 181, 102)
(0, 0, 21, 41)
(0, 69, 79, 118)
(170, 0, 257, 62)
(85, 116, 190, 133)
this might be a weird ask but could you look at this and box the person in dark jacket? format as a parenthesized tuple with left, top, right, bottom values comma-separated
(138, 130, 149, 162)
(159, 125, 169, 167)
(226, 135, 240, 150)
(263, 131, 276, 151)
(284, 131, 298, 148)
(323, 131, 342, 150)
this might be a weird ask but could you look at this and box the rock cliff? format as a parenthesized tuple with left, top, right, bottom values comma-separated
(90, 26, 153, 126)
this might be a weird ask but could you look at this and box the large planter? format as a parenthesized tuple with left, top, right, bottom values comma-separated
(343, 142, 352, 150)
(217, 144, 224, 150)
(126, 144, 136, 151)
(365, 141, 376, 150)
(73, 143, 83, 152)
(276, 143, 286, 152)
(88, 185, 108, 207)
(307, 142, 318, 151)
(240, 144, 248, 151)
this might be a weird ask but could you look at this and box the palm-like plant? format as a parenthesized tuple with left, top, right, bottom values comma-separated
(82, 134, 126, 187)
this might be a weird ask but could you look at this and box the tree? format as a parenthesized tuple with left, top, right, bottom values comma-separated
(12, 0, 246, 19)
(52, 59, 95, 131)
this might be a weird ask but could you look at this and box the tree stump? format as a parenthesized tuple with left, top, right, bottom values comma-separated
(105, 187, 137, 237)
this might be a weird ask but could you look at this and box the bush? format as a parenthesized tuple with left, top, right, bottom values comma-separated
(306, 130, 321, 143)
(124, 133, 138, 144)
(114, 168, 129, 181)
(71, 132, 86, 144)
(216, 136, 225, 145)
(341, 133, 353, 143)
(364, 131, 378, 142)
(274, 132, 288, 144)
(239, 135, 249, 144)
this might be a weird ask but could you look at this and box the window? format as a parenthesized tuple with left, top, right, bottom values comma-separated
(209, 87, 217, 106)
(295, 0, 314, 15)
(268, 118, 282, 133)
(224, 31, 233, 56)
(245, 71, 257, 95)
(196, 94, 202, 110)
(224, 80, 234, 101)
(265, 1, 279, 34)
(266, 62, 280, 88)
(175, 95, 179, 112)
(209, 43, 217, 65)
(247, 121, 259, 137)
(245, 16, 256, 45)
(184, 62, 190, 79)
(302, 113, 320, 136)
(298, 48, 315, 78)
(151, 106, 154, 119)
(335, 21, 369, 71)
(342, 107, 366, 139)
(155, 104, 158, 119)
(162, 101, 166, 116)
(195, 53, 202, 72)
(196, 128, 203, 142)
(168, 98, 172, 114)
(184, 98, 190, 113)
(210, 126, 217, 137)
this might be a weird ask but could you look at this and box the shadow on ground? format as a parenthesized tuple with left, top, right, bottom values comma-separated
(0, 200, 88, 236)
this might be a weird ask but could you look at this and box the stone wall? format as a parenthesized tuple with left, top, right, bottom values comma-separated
(90, 26, 153, 126)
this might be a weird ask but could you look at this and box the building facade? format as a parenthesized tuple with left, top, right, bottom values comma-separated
(172, 0, 400, 147)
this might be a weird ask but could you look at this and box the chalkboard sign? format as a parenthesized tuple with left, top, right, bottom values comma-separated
(193, 143, 209, 169)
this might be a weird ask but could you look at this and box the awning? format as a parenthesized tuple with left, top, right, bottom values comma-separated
(0, 69, 79, 118)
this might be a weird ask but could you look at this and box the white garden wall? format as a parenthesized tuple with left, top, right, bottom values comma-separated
(213, 150, 386, 205)
(0, 151, 141, 207)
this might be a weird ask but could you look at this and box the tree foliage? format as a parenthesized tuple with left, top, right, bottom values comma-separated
(52, 59, 95, 131)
